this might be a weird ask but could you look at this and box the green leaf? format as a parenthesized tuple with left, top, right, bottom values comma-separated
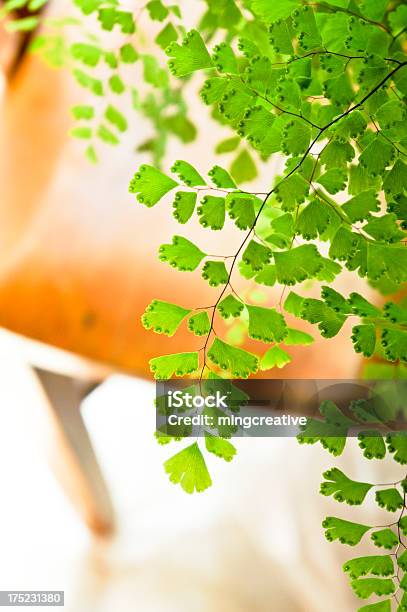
(155, 22, 178, 50)
(381, 328, 407, 363)
(109, 74, 125, 94)
(329, 227, 361, 261)
(317, 257, 341, 282)
(386, 432, 407, 465)
(171, 160, 206, 187)
(349, 293, 381, 318)
(71, 126, 92, 140)
(142, 300, 191, 336)
(255, 265, 277, 287)
(281, 119, 311, 155)
(342, 190, 380, 223)
(187, 312, 211, 337)
(383, 160, 407, 197)
(351, 578, 395, 600)
(73, 0, 101, 15)
(324, 73, 353, 106)
(247, 305, 288, 343)
(284, 291, 305, 317)
(205, 432, 236, 462)
(200, 77, 229, 105)
(334, 111, 367, 142)
(321, 468, 373, 505)
(389, 5, 407, 33)
(159, 236, 206, 271)
(172, 191, 197, 224)
(348, 165, 381, 197)
(300, 298, 346, 338)
(166, 30, 213, 77)
(142, 55, 168, 88)
(215, 136, 240, 154)
(400, 517, 407, 537)
(251, 0, 298, 24)
(105, 105, 128, 132)
(321, 286, 350, 314)
(400, 551, 407, 572)
(71, 105, 94, 120)
(197, 196, 225, 230)
(357, 601, 391, 612)
(149, 352, 199, 379)
(359, 136, 395, 178)
(129, 165, 178, 207)
(146, 0, 168, 21)
(364, 214, 405, 244)
(164, 113, 196, 143)
(269, 19, 294, 55)
(284, 328, 314, 346)
(322, 517, 371, 546)
(117, 10, 136, 33)
(97, 7, 117, 32)
(358, 431, 386, 460)
(119, 43, 138, 63)
(238, 261, 256, 280)
(371, 529, 398, 550)
(207, 338, 259, 378)
(274, 173, 309, 211)
(104, 51, 118, 69)
(237, 37, 260, 59)
(291, 5, 322, 52)
(70, 42, 101, 67)
(384, 302, 407, 325)
(212, 42, 238, 75)
(360, 0, 387, 20)
(387, 195, 407, 225)
(343, 556, 394, 579)
(295, 199, 334, 239)
(219, 81, 256, 122)
(260, 346, 292, 370)
(269, 212, 294, 246)
(226, 193, 256, 230)
(351, 325, 376, 358)
(320, 141, 355, 170)
(376, 488, 404, 512)
(6, 16, 39, 31)
(317, 168, 347, 194)
(73, 68, 103, 96)
(208, 165, 236, 188)
(376, 100, 406, 130)
(366, 243, 407, 284)
(217, 295, 244, 319)
(230, 149, 257, 184)
(274, 244, 325, 285)
(97, 124, 119, 145)
(28, 0, 48, 8)
(164, 442, 212, 493)
(239, 106, 275, 146)
(350, 400, 385, 425)
(298, 416, 347, 456)
(201, 261, 228, 287)
(85, 145, 97, 164)
(242, 240, 272, 272)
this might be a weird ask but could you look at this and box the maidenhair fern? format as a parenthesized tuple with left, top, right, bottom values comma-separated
(9, 2, 407, 606)
(298, 396, 407, 611)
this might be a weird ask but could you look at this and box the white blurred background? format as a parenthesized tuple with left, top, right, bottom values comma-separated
(1, 331, 405, 612)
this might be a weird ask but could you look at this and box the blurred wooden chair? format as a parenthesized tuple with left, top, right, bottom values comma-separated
(0, 7, 218, 536)
(0, 5, 367, 536)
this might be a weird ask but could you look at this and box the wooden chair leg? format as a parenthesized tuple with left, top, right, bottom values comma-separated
(33, 368, 115, 537)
